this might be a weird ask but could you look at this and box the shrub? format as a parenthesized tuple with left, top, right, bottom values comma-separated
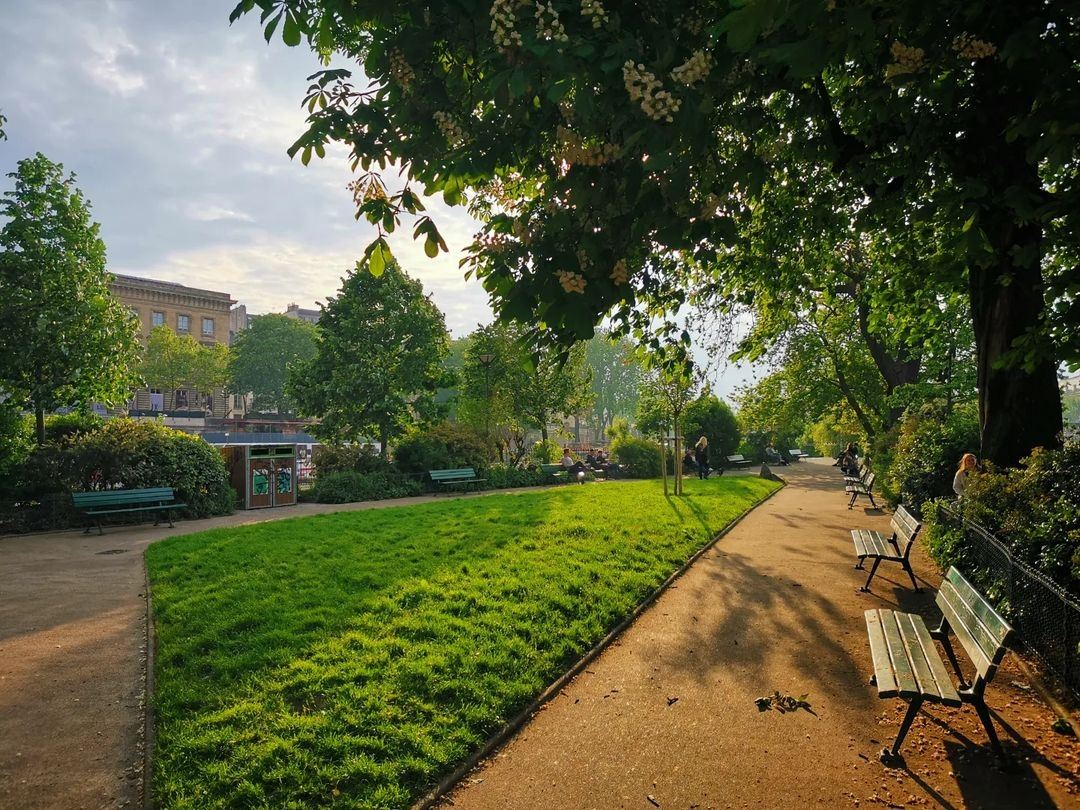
(314, 443, 389, 475)
(611, 436, 662, 478)
(880, 402, 980, 508)
(485, 463, 551, 489)
(530, 439, 561, 465)
(310, 471, 423, 503)
(14, 419, 234, 519)
(923, 443, 1080, 594)
(44, 411, 106, 442)
(393, 422, 494, 476)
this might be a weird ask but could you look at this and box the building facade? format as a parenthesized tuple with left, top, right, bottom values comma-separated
(109, 274, 236, 421)
(285, 303, 321, 324)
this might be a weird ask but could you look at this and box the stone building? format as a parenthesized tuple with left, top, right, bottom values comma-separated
(285, 302, 321, 325)
(109, 274, 236, 422)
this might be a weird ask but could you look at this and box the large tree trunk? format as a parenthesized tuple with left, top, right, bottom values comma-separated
(856, 299, 921, 427)
(969, 215, 1061, 467)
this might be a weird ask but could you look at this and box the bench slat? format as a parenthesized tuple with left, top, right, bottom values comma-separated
(865, 610, 899, 697)
(937, 581, 995, 678)
(82, 503, 186, 516)
(905, 612, 962, 706)
(880, 610, 919, 698)
(943, 568, 1013, 648)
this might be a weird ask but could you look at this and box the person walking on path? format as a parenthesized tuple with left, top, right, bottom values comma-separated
(693, 436, 710, 479)
(953, 452, 977, 497)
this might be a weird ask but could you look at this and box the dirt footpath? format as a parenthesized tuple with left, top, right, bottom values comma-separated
(441, 462, 1080, 810)
(0, 488, 534, 810)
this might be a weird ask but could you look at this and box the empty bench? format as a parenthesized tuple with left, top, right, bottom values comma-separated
(72, 487, 186, 535)
(851, 505, 922, 591)
(429, 467, 485, 492)
(865, 566, 1013, 763)
(788, 448, 807, 462)
(845, 470, 878, 509)
(725, 454, 753, 469)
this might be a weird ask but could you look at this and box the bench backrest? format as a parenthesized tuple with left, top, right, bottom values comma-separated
(72, 487, 177, 507)
(726, 455, 745, 462)
(862, 471, 875, 490)
(936, 566, 1014, 684)
(788, 448, 804, 455)
(890, 505, 922, 556)
(540, 464, 564, 474)
(429, 467, 477, 482)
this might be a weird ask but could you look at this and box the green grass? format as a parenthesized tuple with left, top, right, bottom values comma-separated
(147, 476, 779, 808)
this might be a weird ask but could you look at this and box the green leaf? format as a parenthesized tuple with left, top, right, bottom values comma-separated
(282, 12, 302, 47)
(263, 11, 283, 43)
(366, 239, 391, 277)
(424, 237, 440, 258)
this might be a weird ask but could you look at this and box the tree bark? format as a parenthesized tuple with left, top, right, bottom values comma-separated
(855, 298, 921, 427)
(969, 215, 1062, 467)
(35, 404, 45, 446)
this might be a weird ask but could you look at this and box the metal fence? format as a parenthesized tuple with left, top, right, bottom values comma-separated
(933, 502, 1080, 697)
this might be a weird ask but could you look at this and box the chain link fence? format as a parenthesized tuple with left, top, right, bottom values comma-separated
(932, 502, 1080, 697)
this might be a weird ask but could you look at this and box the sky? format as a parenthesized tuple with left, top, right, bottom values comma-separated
(0, 0, 759, 399)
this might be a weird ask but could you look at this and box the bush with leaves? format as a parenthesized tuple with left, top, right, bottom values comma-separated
(879, 402, 980, 508)
(923, 443, 1080, 595)
(310, 470, 422, 504)
(313, 443, 389, 476)
(683, 394, 740, 459)
(530, 439, 562, 465)
(15, 419, 233, 519)
(485, 464, 551, 490)
(611, 436, 662, 478)
(393, 422, 494, 476)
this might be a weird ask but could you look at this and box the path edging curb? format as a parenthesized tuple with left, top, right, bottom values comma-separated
(413, 479, 786, 809)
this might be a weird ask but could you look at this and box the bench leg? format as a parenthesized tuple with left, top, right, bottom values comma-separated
(902, 559, 919, 591)
(848, 491, 857, 509)
(861, 558, 882, 591)
(868, 492, 879, 508)
(934, 631, 969, 689)
(973, 697, 1004, 758)
(884, 697, 923, 761)
(855, 555, 866, 570)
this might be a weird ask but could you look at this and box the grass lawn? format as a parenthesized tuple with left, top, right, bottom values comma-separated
(147, 476, 779, 808)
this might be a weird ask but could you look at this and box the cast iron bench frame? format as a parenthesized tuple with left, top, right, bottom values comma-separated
(72, 487, 186, 535)
(851, 505, 922, 592)
(864, 566, 1013, 764)
(725, 454, 754, 469)
(787, 448, 807, 461)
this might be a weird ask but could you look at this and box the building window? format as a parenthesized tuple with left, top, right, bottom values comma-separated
(202, 317, 214, 336)
(152, 311, 165, 327)
(177, 314, 191, 332)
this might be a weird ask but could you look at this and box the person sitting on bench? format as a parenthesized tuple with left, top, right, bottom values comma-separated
(683, 448, 698, 473)
(764, 444, 788, 466)
(561, 448, 587, 473)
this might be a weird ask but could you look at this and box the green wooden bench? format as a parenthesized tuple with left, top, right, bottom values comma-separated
(787, 448, 807, 462)
(725, 454, 753, 469)
(540, 463, 569, 481)
(865, 566, 1014, 764)
(428, 467, 485, 492)
(843, 458, 869, 483)
(72, 487, 186, 535)
(851, 505, 922, 592)
(845, 471, 878, 509)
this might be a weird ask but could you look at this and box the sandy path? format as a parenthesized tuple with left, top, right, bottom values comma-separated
(440, 461, 1079, 809)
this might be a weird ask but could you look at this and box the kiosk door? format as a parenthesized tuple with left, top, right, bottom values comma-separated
(248, 448, 273, 508)
(272, 458, 295, 506)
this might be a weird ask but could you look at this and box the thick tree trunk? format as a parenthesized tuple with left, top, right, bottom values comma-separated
(856, 299, 921, 427)
(379, 424, 390, 459)
(969, 218, 1061, 467)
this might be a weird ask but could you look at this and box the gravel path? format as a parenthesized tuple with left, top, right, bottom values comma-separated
(440, 461, 1079, 809)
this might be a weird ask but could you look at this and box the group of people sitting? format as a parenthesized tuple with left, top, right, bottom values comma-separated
(561, 446, 615, 475)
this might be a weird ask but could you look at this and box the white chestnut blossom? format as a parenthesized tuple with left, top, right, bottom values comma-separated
(623, 60, 682, 122)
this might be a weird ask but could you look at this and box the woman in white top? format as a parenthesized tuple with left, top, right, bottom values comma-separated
(953, 453, 977, 497)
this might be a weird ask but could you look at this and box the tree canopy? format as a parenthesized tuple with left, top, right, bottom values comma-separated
(0, 153, 139, 443)
(228, 313, 319, 416)
(234, 0, 1079, 466)
(140, 326, 231, 408)
(584, 331, 643, 441)
(288, 258, 449, 452)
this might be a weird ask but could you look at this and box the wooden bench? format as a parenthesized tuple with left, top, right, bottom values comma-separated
(540, 463, 569, 482)
(851, 505, 922, 591)
(864, 566, 1014, 763)
(72, 487, 186, 535)
(428, 467, 485, 492)
(845, 471, 878, 509)
(787, 448, 807, 462)
(725, 454, 754, 469)
(843, 458, 869, 483)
